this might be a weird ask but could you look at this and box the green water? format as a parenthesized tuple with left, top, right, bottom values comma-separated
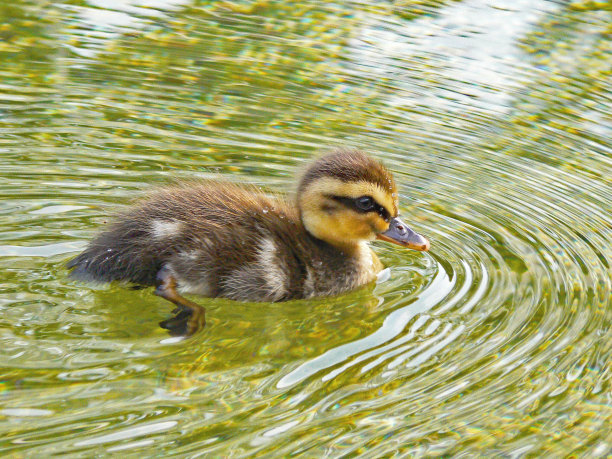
(1, 0, 611, 456)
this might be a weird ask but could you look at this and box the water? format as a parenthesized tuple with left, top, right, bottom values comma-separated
(1, 0, 610, 456)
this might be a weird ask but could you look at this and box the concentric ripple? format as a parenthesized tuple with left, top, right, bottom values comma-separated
(0, 0, 610, 456)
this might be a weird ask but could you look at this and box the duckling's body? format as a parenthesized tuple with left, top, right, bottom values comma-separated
(68, 182, 382, 301)
(68, 149, 429, 335)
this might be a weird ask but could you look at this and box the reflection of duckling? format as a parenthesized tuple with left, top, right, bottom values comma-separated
(68, 149, 429, 336)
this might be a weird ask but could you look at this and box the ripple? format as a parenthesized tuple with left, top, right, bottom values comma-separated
(278, 261, 452, 388)
(74, 420, 178, 447)
(0, 242, 86, 257)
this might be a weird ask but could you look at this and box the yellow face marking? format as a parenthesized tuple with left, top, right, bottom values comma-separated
(302, 177, 397, 215)
(299, 177, 399, 249)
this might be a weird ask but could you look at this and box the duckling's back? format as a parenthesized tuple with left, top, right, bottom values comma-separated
(68, 181, 367, 302)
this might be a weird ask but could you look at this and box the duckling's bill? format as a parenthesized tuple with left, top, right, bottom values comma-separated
(377, 217, 430, 251)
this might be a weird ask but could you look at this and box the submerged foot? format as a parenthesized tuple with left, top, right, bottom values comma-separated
(159, 306, 194, 336)
(154, 268, 207, 336)
(159, 304, 206, 336)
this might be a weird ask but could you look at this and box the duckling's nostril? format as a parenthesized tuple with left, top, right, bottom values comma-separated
(396, 225, 406, 233)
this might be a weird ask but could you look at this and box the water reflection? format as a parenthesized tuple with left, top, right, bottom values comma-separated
(278, 260, 451, 388)
(352, 0, 560, 113)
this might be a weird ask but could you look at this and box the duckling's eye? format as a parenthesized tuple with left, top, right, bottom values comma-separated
(355, 196, 375, 211)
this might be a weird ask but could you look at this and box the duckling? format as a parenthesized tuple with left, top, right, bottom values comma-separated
(67, 149, 430, 336)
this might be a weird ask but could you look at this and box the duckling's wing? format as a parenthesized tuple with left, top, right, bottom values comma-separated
(160, 183, 307, 301)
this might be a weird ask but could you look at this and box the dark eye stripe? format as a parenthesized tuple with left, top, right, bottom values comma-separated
(327, 195, 391, 222)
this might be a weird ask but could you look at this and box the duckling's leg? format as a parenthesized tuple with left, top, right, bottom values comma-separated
(155, 266, 206, 336)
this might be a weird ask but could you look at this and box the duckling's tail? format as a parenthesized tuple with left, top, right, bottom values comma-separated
(67, 224, 164, 286)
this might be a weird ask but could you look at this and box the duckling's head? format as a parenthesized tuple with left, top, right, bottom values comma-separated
(298, 149, 430, 252)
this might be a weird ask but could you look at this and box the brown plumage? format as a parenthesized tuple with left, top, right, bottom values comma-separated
(67, 149, 429, 336)
(299, 150, 396, 196)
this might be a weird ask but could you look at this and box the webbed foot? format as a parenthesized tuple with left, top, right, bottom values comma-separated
(155, 266, 206, 337)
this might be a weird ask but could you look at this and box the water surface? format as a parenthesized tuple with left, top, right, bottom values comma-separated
(0, 0, 610, 456)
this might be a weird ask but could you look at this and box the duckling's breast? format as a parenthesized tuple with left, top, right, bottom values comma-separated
(300, 241, 383, 299)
